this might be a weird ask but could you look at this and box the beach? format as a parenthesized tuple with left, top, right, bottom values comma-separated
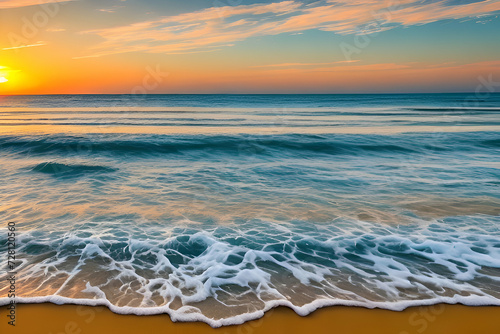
(2, 303, 500, 333)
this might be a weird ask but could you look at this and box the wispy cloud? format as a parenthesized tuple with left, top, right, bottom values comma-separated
(254, 60, 500, 76)
(99, 8, 115, 13)
(78, 0, 500, 57)
(0, 0, 72, 9)
(79, 1, 302, 57)
(252, 60, 360, 68)
(2, 41, 47, 50)
(98, 5, 124, 13)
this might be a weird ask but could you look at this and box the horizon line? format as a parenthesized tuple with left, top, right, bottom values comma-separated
(2, 92, 499, 97)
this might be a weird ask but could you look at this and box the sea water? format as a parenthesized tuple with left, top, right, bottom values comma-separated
(0, 94, 499, 327)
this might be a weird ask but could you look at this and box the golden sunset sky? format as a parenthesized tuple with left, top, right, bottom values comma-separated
(1, 0, 500, 94)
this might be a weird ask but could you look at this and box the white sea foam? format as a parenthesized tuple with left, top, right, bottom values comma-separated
(1, 218, 500, 327)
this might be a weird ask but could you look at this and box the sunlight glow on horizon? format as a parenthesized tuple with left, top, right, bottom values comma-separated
(0, 0, 499, 94)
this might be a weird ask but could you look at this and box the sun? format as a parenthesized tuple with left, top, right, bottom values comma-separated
(0, 65, 10, 83)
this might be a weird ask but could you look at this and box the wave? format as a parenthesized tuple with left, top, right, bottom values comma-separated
(481, 139, 500, 148)
(31, 162, 118, 176)
(0, 134, 414, 157)
(2, 93, 500, 110)
(1, 218, 499, 327)
(1, 133, 498, 158)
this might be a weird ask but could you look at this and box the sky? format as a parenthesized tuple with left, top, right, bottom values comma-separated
(0, 0, 499, 94)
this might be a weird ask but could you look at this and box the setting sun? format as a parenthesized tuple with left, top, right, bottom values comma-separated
(0, 65, 10, 84)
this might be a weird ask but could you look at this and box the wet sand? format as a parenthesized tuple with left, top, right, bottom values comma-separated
(2, 303, 500, 333)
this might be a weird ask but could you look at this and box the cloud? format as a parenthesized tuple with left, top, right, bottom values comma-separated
(2, 41, 47, 50)
(98, 5, 124, 13)
(254, 60, 500, 76)
(78, 0, 500, 57)
(252, 60, 360, 68)
(0, 0, 72, 9)
(99, 8, 116, 13)
(79, 1, 302, 57)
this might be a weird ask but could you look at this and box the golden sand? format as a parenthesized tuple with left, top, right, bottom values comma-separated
(2, 303, 500, 334)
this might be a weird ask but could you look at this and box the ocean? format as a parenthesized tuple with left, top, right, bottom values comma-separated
(0, 94, 499, 327)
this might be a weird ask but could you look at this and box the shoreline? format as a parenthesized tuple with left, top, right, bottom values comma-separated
(2, 295, 500, 327)
(2, 303, 500, 333)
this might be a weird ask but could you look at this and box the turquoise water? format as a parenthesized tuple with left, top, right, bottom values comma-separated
(0, 94, 499, 326)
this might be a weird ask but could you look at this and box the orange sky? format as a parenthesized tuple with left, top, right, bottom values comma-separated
(1, 0, 500, 94)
